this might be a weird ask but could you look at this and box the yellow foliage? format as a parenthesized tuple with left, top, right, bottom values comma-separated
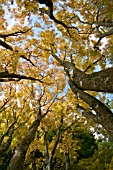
(0, 0, 113, 169)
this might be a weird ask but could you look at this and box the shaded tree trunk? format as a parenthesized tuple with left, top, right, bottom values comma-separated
(0, 130, 14, 155)
(7, 116, 41, 170)
(65, 152, 70, 170)
(68, 79, 113, 139)
(53, 53, 113, 93)
(48, 118, 63, 170)
(42, 117, 63, 170)
(52, 54, 113, 139)
(73, 67, 113, 93)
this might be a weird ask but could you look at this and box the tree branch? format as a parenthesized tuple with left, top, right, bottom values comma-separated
(0, 119, 17, 145)
(0, 71, 43, 83)
(48, 117, 63, 167)
(0, 29, 31, 38)
(0, 129, 14, 155)
(20, 55, 36, 66)
(94, 28, 113, 48)
(68, 79, 113, 139)
(0, 39, 13, 51)
(38, 0, 78, 36)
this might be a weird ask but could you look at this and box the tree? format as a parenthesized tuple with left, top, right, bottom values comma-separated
(0, 0, 113, 169)
(0, 83, 59, 170)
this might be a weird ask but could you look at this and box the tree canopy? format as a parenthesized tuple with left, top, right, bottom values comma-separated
(0, 0, 113, 169)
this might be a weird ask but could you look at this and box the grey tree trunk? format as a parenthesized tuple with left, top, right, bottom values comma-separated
(7, 116, 41, 170)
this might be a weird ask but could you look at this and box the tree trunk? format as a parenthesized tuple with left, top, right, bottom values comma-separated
(49, 118, 63, 170)
(53, 54, 113, 93)
(65, 152, 70, 170)
(73, 67, 113, 93)
(47, 161, 52, 170)
(52, 55, 113, 139)
(68, 79, 113, 139)
(7, 116, 41, 170)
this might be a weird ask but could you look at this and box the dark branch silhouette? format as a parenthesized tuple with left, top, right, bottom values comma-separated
(0, 29, 31, 38)
(0, 39, 13, 51)
(0, 71, 43, 83)
(38, 0, 78, 35)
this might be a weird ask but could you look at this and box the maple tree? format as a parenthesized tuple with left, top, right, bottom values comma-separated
(0, 0, 113, 169)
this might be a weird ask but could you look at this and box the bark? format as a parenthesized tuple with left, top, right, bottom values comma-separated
(65, 152, 70, 170)
(0, 71, 43, 83)
(0, 120, 16, 145)
(7, 116, 41, 170)
(47, 117, 63, 170)
(43, 130, 49, 167)
(68, 79, 113, 139)
(52, 53, 113, 93)
(0, 130, 14, 155)
(52, 54, 113, 138)
(0, 39, 13, 51)
(73, 67, 113, 93)
(0, 118, 18, 156)
(0, 29, 30, 38)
